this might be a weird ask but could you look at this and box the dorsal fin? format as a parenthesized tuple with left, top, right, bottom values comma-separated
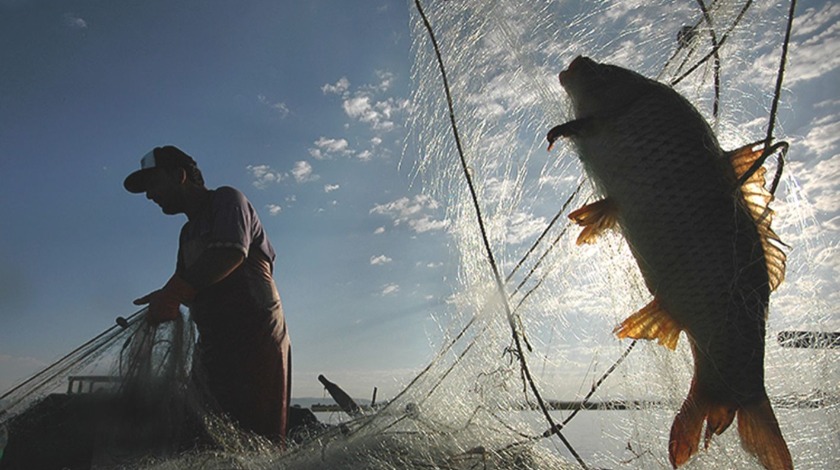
(727, 141, 787, 292)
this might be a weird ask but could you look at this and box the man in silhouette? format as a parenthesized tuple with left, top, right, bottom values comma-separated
(125, 145, 291, 444)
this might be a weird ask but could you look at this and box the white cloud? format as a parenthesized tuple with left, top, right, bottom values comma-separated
(308, 148, 325, 160)
(746, 3, 840, 86)
(247, 164, 286, 189)
(374, 227, 386, 235)
(373, 70, 394, 92)
(310, 136, 352, 160)
(324, 184, 340, 193)
(266, 204, 282, 216)
(801, 113, 840, 158)
(258, 95, 290, 118)
(794, 154, 840, 215)
(322, 77, 350, 95)
(291, 161, 318, 183)
(344, 96, 375, 120)
(824, 215, 840, 232)
(380, 283, 400, 296)
(793, 3, 840, 37)
(370, 195, 449, 234)
(370, 255, 392, 265)
(356, 150, 373, 161)
(504, 211, 547, 245)
(63, 13, 87, 29)
(342, 95, 408, 132)
(409, 216, 449, 233)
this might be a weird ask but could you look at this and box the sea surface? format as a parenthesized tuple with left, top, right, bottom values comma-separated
(315, 406, 838, 469)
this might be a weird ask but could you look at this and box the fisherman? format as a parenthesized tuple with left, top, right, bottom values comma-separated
(124, 145, 291, 445)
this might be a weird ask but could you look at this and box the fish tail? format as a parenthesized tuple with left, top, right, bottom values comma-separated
(737, 392, 793, 470)
(669, 382, 793, 470)
(669, 380, 728, 468)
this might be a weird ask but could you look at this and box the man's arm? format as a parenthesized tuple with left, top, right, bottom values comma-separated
(180, 247, 245, 290)
(135, 248, 245, 324)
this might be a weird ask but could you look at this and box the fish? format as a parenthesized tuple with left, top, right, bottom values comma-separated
(546, 56, 791, 470)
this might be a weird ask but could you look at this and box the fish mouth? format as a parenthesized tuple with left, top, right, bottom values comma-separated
(559, 56, 592, 86)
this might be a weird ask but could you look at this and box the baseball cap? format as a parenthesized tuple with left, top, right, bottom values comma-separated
(124, 146, 204, 193)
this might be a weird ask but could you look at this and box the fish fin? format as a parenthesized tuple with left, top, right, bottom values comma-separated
(704, 404, 736, 449)
(726, 142, 787, 292)
(568, 198, 618, 245)
(669, 382, 736, 468)
(613, 298, 682, 350)
(546, 118, 593, 150)
(737, 393, 793, 470)
(669, 380, 708, 468)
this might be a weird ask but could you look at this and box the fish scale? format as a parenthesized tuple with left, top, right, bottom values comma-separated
(548, 56, 792, 470)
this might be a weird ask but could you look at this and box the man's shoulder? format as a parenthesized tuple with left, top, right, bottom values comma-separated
(213, 186, 250, 205)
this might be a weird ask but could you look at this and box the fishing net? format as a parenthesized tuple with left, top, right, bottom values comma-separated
(2, 1, 837, 469)
(0, 310, 280, 469)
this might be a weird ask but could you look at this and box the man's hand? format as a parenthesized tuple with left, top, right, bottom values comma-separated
(134, 275, 197, 325)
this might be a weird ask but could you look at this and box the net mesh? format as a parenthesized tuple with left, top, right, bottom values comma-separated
(2, 1, 838, 469)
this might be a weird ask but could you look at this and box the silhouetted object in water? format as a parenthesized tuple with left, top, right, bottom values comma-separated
(318, 374, 361, 417)
(778, 331, 840, 349)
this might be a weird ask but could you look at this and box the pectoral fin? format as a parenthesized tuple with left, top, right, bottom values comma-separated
(546, 117, 594, 151)
(614, 298, 682, 350)
(726, 141, 788, 292)
(568, 198, 618, 245)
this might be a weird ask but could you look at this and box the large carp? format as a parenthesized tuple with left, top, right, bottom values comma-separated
(547, 56, 791, 469)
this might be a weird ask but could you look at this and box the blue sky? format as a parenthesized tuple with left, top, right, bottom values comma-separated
(0, 0, 452, 399)
(2, 0, 839, 403)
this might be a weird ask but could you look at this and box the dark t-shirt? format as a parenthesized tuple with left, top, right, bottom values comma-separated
(176, 186, 290, 440)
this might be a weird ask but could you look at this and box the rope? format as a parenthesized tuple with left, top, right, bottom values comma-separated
(413, 1, 587, 467)
(0, 308, 146, 406)
(669, 1, 754, 86)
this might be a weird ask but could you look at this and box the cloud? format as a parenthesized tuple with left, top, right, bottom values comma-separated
(746, 3, 840, 86)
(291, 161, 318, 183)
(374, 227, 385, 235)
(371, 70, 394, 93)
(322, 77, 350, 96)
(370, 255, 392, 265)
(801, 112, 840, 158)
(342, 93, 408, 132)
(310, 137, 352, 160)
(343, 96, 375, 120)
(369, 194, 448, 233)
(63, 13, 87, 29)
(258, 95, 290, 118)
(247, 164, 286, 189)
(504, 211, 547, 245)
(793, 154, 840, 215)
(266, 204, 282, 216)
(794, 3, 840, 36)
(324, 184, 340, 193)
(380, 283, 400, 296)
(408, 216, 449, 233)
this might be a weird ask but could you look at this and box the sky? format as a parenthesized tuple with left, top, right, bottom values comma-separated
(0, 0, 453, 399)
(1, 0, 838, 403)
